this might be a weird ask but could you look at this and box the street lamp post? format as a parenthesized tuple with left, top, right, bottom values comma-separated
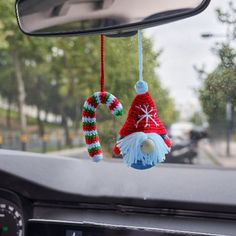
(226, 102, 233, 157)
(201, 33, 226, 39)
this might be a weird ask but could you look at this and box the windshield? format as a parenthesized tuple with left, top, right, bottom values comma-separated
(0, 0, 235, 168)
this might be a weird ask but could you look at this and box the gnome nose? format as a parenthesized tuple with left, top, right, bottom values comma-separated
(141, 139, 155, 154)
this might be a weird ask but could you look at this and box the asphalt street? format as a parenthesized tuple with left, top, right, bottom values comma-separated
(51, 143, 218, 167)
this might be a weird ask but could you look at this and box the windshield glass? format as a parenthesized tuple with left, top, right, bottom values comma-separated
(0, 0, 235, 168)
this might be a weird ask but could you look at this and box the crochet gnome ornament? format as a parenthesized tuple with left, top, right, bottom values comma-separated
(113, 80, 171, 170)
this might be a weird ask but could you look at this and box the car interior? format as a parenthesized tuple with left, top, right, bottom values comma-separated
(1, 0, 236, 236)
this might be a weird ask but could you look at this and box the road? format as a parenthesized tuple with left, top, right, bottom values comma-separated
(51, 141, 219, 167)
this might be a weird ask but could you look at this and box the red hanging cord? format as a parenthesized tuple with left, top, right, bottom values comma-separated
(100, 34, 105, 92)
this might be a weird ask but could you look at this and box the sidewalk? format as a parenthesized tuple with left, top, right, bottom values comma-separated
(199, 139, 236, 168)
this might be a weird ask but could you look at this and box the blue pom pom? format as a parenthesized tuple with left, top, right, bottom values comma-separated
(135, 80, 148, 94)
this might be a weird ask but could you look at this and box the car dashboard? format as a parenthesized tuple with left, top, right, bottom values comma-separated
(1, 149, 236, 236)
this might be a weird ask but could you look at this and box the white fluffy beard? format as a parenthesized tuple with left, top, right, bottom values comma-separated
(117, 132, 170, 168)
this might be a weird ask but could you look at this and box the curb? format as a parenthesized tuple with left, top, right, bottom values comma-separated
(199, 140, 222, 166)
(49, 146, 87, 156)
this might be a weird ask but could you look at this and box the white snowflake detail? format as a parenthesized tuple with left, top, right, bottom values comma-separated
(135, 104, 159, 128)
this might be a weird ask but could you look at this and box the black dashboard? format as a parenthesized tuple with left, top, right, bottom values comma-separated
(1, 149, 236, 236)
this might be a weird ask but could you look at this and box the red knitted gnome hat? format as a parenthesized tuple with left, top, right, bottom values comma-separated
(119, 84, 167, 138)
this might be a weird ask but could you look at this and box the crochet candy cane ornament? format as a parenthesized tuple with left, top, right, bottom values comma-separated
(82, 35, 123, 162)
(113, 31, 171, 170)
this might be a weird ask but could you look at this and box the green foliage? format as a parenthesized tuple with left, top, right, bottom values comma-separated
(190, 112, 204, 126)
(198, 2, 236, 135)
(0, 1, 177, 151)
(199, 62, 236, 133)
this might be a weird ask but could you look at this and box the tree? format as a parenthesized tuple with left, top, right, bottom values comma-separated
(0, 0, 29, 134)
(0, 2, 177, 152)
(198, 2, 236, 135)
(0, 49, 17, 129)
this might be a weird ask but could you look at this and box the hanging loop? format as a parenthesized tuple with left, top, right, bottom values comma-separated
(100, 34, 105, 92)
(138, 30, 143, 82)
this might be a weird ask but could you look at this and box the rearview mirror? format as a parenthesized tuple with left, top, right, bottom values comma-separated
(16, 0, 211, 36)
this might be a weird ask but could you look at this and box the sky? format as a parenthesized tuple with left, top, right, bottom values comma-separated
(144, 0, 229, 120)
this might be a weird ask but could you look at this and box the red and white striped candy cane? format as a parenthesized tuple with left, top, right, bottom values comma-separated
(82, 91, 123, 162)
